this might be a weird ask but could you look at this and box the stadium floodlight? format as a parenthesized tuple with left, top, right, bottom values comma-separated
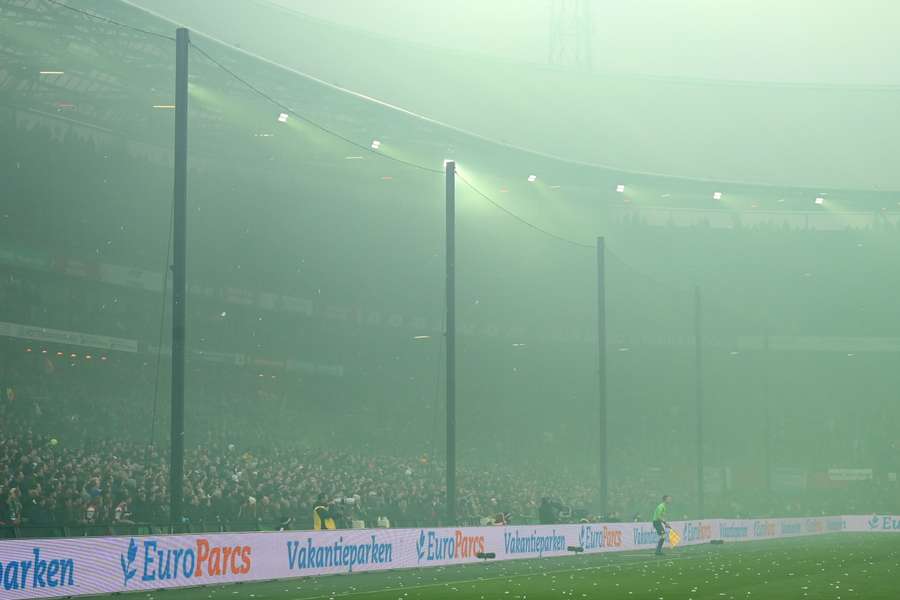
(815, 197, 825, 205)
(39, 70, 64, 75)
(713, 192, 722, 200)
(527, 174, 537, 182)
(616, 184, 625, 193)
(371, 139, 381, 149)
(345, 156, 363, 160)
(152, 104, 176, 109)
(277, 112, 289, 123)
(413, 335, 431, 340)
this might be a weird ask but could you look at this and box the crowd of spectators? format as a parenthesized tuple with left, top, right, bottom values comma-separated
(1, 345, 605, 533)
(0, 428, 605, 533)
(3, 382, 897, 538)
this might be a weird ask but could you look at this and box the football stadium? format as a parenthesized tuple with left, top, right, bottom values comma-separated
(1, 1, 899, 599)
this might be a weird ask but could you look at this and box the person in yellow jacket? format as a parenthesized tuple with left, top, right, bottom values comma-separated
(313, 497, 336, 530)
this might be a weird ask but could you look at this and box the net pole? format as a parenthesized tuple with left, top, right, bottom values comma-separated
(445, 160, 457, 525)
(169, 26, 190, 529)
(694, 285, 704, 517)
(763, 333, 772, 493)
(596, 237, 608, 518)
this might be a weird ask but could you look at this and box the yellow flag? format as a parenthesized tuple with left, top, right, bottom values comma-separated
(668, 528, 682, 547)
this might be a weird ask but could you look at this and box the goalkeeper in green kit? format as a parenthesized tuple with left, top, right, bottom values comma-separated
(652, 495, 673, 555)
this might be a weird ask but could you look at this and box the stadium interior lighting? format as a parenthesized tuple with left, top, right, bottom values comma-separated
(527, 174, 537, 182)
(413, 335, 431, 340)
(616, 184, 625, 193)
(152, 104, 176, 109)
(713, 192, 723, 200)
(345, 156, 363, 160)
(370, 139, 381, 149)
(815, 197, 825, 205)
(277, 112, 288, 123)
(39, 70, 64, 75)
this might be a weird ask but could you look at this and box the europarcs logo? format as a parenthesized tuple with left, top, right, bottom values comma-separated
(578, 525, 623, 551)
(120, 537, 252, 586)
(868, 516, 900, 530)
(415, 529, 485, 563)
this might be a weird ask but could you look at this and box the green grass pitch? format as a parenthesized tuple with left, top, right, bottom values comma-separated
(87, 533, 898, 600)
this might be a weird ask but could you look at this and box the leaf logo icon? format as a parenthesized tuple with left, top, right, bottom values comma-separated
(416, 530, 426, 561)
(121, 538, 138, 585)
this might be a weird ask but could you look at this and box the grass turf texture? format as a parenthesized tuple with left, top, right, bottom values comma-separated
(87, 533, 897, 600)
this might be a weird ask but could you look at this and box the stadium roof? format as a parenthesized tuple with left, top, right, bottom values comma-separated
(126, 0, 900, 193)
(2, 0, 899, 212)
